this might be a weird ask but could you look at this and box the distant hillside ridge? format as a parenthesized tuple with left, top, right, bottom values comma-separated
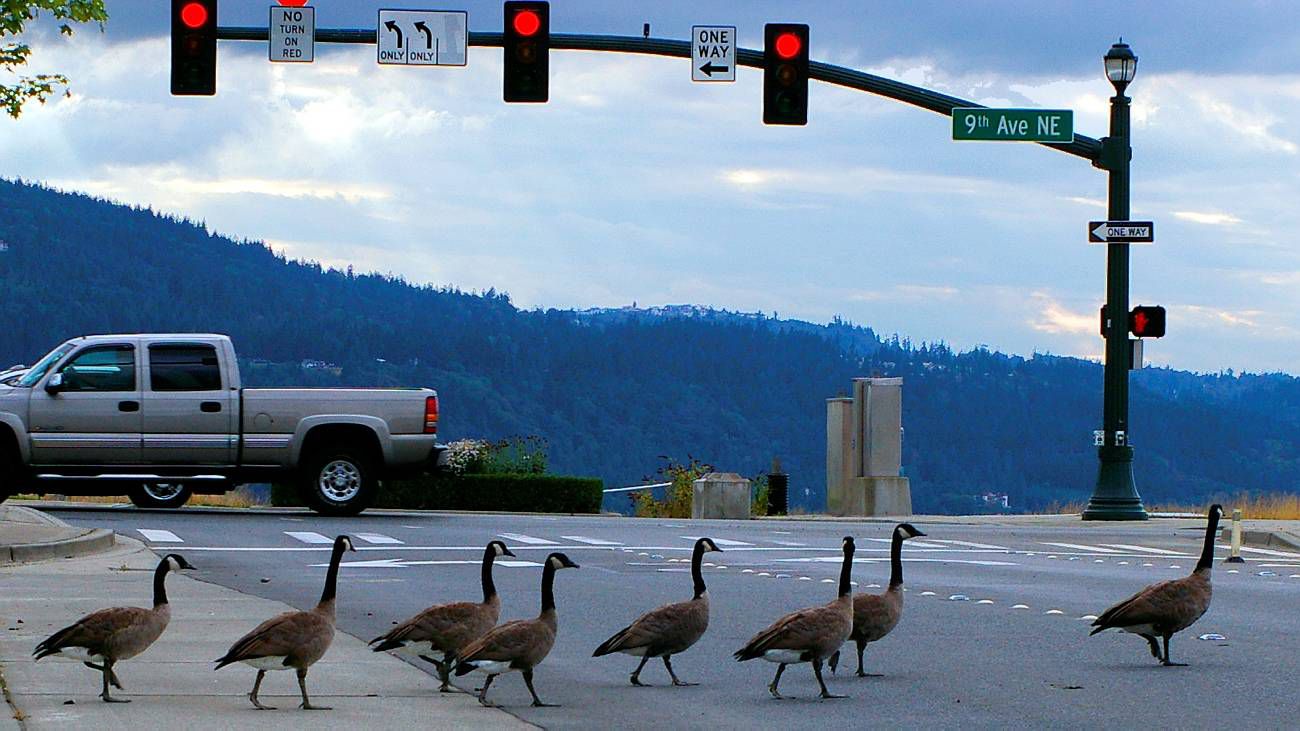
(2, 178, 1297, 512)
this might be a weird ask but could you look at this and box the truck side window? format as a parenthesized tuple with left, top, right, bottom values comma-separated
(149, 344, 222, 392)
(59, 345, 136, 392)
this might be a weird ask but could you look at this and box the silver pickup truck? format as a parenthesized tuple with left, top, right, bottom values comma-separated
(0, 334, 445, 515)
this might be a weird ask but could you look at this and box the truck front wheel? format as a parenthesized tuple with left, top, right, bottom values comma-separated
(129, 483, 193, 509)
(299, 447, 376, 516)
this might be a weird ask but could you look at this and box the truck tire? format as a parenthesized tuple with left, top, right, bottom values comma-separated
(299, 446, 376, 516)
(128, 483, 193, 509)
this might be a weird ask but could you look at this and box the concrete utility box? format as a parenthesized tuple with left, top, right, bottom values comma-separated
(827, 378, 911, 517)
(692, 472, 751, 520)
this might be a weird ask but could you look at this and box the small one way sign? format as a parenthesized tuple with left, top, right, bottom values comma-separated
(1089, 220, 1156, 244)
(691, 25, 736, 82)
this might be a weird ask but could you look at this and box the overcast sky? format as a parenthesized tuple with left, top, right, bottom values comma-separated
(2, 1, 1297, 374)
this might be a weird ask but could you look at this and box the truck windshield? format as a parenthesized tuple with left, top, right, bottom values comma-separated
(17, 344, 74, 388)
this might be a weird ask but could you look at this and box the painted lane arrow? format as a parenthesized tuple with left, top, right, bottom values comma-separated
(698, 61, 731, 77)
(384, 20, 403, 48)
(414, 20, 432, 49)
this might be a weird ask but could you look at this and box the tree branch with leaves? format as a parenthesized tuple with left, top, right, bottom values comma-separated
(2, 1, 108, 118)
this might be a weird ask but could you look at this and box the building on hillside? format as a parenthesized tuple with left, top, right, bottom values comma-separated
(977, 492, 1010, 509)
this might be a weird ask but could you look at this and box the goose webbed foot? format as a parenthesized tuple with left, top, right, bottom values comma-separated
(663, 656, 697, 686)
(1161, 660, 1188, 667)
(250, 669, 275, 710)
(476, 674, 497, 706)
(768, 663, 787, 699)
(630, 655, 652, 686)
(523, 669, 558, 707)
(296, 668, 330, 710)
(813, 659, 846, 699)
(100, 663, 130, 702)
(250, 697, 276, 711)
(100, 692, 131, 703)
(630, 675, 650, 687)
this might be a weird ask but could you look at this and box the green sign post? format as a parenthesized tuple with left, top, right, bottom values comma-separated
(952, 108, 1073, 142)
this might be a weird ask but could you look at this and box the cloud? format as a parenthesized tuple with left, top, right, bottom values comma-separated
(1028, 294, 1096, 336)
(1173, 210, 1243, 226)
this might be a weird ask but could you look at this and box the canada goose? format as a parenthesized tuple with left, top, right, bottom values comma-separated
(370, 540, 516, 690)
(33, 553, 195, 703)
(735, 536, 856, 699)
(1090, 504, 1224, 666)
(830, 523, 926, 677)
(593, 536, 722, 686)
(454, 552, 580, 707)
(215, 534, 355, 710)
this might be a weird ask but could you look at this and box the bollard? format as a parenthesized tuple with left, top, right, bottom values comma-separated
(767, 472, 789, 516)
(1226, 507, 1245, 563)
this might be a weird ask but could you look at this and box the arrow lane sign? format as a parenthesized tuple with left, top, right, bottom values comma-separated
(414, 20, 432, 49)
(384, 20, 404, 48)
(1088, 220, 1155, 244)
(698, 61, 730, 77)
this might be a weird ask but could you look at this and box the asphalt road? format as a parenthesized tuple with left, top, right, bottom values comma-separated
(43, 505, 1300, 729)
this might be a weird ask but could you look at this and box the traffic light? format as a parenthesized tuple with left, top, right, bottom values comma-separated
(503, 1, 549, 103)
(1129, 305, 1166, 338)
(171, 0, 217, 95)
(763, 23, 808, 125)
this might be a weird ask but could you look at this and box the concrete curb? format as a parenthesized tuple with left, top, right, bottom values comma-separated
(0, 505, 116, 566)
(1221, 526, 1300, 552)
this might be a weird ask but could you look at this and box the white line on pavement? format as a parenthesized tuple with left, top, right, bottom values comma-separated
(929, 539, 1010, 551)
(773, 557, 1020, 567)
(285, 531, 333, 544)
(1102, 544, 1189, 556)
(768, 540, 806, 546)
(681, 536, 753, 546)
(498, 532, 558, 545)
(355, 533, 405, 545)
(1039, 542, 1125, 554)
(561, 535, 623, 545)
(137, 529, 182, 543)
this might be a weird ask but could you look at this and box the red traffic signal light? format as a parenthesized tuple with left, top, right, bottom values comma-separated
(764, 23, 809, 126)
(171, 0, 216, 96)
(503, 1, 549, 103)
(1129, 305, 1166, 338)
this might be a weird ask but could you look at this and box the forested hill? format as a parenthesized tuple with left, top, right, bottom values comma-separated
(1, 179, 1297, 513)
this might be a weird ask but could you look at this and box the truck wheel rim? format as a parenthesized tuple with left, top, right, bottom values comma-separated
(320, 460, 361, 503)
(144, 483, 184, 501)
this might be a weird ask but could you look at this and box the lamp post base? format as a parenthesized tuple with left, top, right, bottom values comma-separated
(1082, 445, 1149, 521)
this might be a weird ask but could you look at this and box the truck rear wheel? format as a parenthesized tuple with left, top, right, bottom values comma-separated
(129, 483, 193, 509)
(299, 447, 376, 516)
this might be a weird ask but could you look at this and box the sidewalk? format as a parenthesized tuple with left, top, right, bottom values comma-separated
(0, 505, 114, 565)
(0, 534, 531, 730)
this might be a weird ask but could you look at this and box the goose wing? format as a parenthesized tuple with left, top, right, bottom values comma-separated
(215, 610, 329, 668)
(1090, 575, 1208, 633)
(735, 604, 837, 660)
(34, 607, 151, 659)
(457, 618, 543, 664)
(372, 600, 494, 651)
(594, 599, 698, 656)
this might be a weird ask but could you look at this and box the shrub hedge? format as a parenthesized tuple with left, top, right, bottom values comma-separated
(272, 473, 604, 514)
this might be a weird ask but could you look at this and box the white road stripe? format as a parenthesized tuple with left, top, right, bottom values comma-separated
(137, 529, 182, 543)
(1039, 542, 1124, 554)
(561, 535, 623, 546)
(863, 537, 947, 549)
(355, 533, 405, 545)
(1102, 544, 1188, 556)
(285, 531, 333, 544)
(929, 539, 1010, 551)
(769, 540, 806, 547)
(1238, 546, 1300, 559)
(774, 557, 1019, 567)
(319, 559, 543, 569)
(681, 536, 753, 546)
(497, 533, 558, 545)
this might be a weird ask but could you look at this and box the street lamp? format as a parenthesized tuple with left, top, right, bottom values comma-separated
(1083, 40, 1148, 521)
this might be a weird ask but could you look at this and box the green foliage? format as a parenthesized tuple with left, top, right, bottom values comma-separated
(632, 456, 712, 519)
(272, 473, 603, 514)
(480, 435, 548, 474)
(750, 473, 770, 516)
(2, 1, 108, 118)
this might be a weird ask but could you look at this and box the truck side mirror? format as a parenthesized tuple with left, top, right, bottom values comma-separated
(44, 372, 64, 395)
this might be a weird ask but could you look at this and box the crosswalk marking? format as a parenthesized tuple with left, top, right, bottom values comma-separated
(561, 536, 623, 545)
(864, 537, 947, 549)
(1102, 543, 1188, 556)
(930, 539, 1010, 551)
(769, 540, 806, 546)
(137, 529, 182, 543)
(1039, 542, 1125, 554)
(681, 536, 753, 547)
(320, 558, 544, 569)
(498, 533, 558, 545)
(285, 531, 333, 544)
(355, 533, 404, 545)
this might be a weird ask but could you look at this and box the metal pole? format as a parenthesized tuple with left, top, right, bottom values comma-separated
(1083, 79, 1147, 521)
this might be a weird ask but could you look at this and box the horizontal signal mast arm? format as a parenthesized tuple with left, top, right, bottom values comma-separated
(215, 27, 1102, 162)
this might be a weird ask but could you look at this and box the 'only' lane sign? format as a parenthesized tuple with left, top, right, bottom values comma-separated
(1089, 220, 1155, 244)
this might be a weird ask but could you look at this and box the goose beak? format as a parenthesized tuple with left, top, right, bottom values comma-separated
(504, 548, 517, 558)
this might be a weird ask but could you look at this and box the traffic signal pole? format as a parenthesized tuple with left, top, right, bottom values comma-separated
(1083, 83, 1147, 521)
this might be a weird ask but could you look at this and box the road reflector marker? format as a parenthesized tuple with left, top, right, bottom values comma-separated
(1079, 614, 1099, 621)
(1045, 609, 1064, 615)
(1011, 604, 1030, 609)
(137, 529, 182, 543)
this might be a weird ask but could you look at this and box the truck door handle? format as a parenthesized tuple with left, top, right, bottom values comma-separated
(200, 401, 222, 413)
(118, 400, 140, 413)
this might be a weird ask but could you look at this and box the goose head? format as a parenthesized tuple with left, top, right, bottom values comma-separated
(547, 552, 580, 571)
(1208, 504, 1224, 520)
(335, 535, 356, 553)
(489, 540, 517, 558)
(697, 537, 723, 554)
(164, 554, 196, 571)
(841, 536, 856, 555)
(896, 523, 927, 541)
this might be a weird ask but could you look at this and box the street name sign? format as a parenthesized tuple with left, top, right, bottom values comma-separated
(1089, 220, 1155, 244)
(952, 108, 1073, 142)
(270, 6, 314, 63)
(377, 10, 468, 66)
(691, 25, 736, 82)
